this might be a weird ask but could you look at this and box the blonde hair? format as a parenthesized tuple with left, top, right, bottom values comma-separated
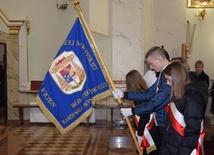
(195, 60, 204, 67)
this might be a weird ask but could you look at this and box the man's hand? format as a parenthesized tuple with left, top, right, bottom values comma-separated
(112, 89, 124, 99)
(120, 108, 132, 118)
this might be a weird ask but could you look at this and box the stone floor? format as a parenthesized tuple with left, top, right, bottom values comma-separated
(0, 119, 214, 155)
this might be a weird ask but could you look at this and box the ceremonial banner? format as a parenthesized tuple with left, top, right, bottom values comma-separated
(36, 18, 112, 134)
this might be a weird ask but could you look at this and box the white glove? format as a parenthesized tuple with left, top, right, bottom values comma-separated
(120, 108, 132, 118)
(112, 89, 124, 99)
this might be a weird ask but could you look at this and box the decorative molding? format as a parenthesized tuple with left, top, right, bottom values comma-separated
(187, 0, 214, 8)
(0, 9, 24, 35)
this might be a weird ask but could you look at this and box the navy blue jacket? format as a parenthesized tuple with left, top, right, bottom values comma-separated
(124, 70, 171, 128)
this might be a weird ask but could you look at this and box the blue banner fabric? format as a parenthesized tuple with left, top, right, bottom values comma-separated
(36, 18, 111, 134)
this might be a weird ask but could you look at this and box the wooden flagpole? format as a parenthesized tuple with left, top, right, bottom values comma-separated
(190, 23, 197, 54)
(72, 0, 143, 154)
(25, 16, 30, 82)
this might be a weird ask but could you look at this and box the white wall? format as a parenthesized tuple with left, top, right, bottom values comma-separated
(152, 0, 186, 59)
(186, 7, 214, 78)
(0, 0, 112, 89)
(1, 0, 214, 85)
(1, 0, 214, 121)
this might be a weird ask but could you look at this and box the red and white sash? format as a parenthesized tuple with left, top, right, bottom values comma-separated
(139, 69, 169, 153)
(139, 104, 169, 154)
(169, 102, 205, 155)
(134, 115, 140, 127)
(140, 113, 157, 153)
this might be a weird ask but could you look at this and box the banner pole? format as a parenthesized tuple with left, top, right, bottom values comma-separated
(190, 23, 197, 54)
(72, 0, 142, 154)
(25, 16, 30, 83)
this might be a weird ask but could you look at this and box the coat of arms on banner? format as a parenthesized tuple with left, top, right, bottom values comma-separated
(49, 51, 86, 94)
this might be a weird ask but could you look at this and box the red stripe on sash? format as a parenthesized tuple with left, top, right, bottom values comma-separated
(164, 104, 169, 112)
(168, 105, 185, 136)
(141, 114, 155, 148)
(142, 134, 150, 148)
(195, 130, 205, 155)
(147, 115, 155, 130)
(134, 115, 139, 127)
(169, 102, 205, 155)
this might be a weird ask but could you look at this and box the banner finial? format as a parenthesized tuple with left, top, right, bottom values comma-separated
(72, 0, 80, 5)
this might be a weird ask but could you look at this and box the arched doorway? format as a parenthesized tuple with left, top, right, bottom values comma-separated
(0, 43, 7, 124)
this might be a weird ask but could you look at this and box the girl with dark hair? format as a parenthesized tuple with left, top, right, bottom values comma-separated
(161, 61, 208, 155)
(125, 70, 151, 153)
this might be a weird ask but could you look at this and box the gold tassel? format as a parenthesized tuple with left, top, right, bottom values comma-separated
(25, 17, 30, 35)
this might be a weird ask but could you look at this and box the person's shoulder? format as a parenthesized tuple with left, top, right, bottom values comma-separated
(204, 71, 209, 77)
(201, 71, 209, 78)
(189, 71, 196, 74)
(185, 82, 209, 103)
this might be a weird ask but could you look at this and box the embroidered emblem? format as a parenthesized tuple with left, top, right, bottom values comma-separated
(50, 51, 86, 94)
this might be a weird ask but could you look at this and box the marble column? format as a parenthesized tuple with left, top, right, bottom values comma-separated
(112, 0, 143, 79)
(97, 0, 143, 121)
(0, 31, 35, 121)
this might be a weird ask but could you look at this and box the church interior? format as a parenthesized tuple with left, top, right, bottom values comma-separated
(0, 0, 214, 154)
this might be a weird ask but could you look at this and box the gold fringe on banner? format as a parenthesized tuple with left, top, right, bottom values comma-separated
(36, 97, 93, 134)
